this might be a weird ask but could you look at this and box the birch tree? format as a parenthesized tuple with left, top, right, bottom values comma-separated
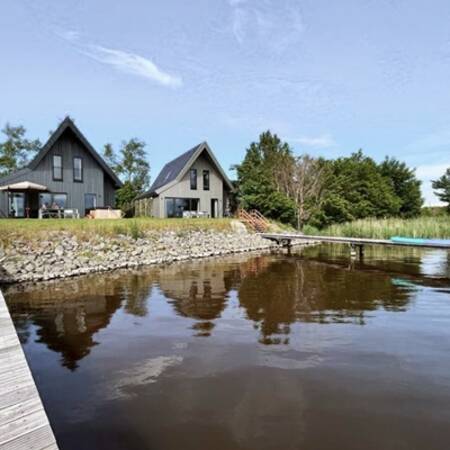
(275, 154, 325, 230)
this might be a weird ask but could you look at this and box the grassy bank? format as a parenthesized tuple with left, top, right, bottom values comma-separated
(0, 218, 233, 243)
(307, 216, 450, 239)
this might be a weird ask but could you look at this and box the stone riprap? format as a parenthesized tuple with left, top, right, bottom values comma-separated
(0, 229, 294, 283)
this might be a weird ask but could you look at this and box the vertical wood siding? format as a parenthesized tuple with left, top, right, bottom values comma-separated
(154, 153, 226, 218)
(0, 129, 117, 217)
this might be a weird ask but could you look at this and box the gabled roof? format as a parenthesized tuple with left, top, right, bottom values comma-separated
(149, 144, 201, 194)
(0, 117, 123, 187)
(138, 141, 233, 198)
(28, 117, 123, 187)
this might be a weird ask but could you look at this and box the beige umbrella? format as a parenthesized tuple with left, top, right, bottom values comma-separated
(0, 181, 48, 191)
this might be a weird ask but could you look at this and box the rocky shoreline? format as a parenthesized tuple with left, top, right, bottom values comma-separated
(0, 228, 305, 284)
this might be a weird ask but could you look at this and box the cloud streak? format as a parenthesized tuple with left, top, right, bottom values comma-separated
(82, 45, 183, 88)
(56, 28, 182, 88)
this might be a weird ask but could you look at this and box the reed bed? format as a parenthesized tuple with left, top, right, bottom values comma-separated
(314, 216, 450, 239)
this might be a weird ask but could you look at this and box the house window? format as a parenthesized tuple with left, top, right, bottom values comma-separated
(190, 169, 197, 190)
(53, 155, 63, 180)
(39, 193, 52, 209)
(40, 193, 67, 209)
(73, 157, 83, 182)
(203, 170, 210, 191)
(165, 198, 199, 218)
(52, 193, 67, 209)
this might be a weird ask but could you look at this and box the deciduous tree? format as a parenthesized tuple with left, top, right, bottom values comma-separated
(0, 124, 41, 177)
(275, 154, 326, 229)
(103, 139, 150, 207)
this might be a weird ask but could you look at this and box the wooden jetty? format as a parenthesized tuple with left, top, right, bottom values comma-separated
(0, 290, 58, 450)
(260, 233, 450, 258)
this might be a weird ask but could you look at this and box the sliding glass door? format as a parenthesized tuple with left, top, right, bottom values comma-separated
(165, 198, 199, 218)
(8, 193, 25, 217)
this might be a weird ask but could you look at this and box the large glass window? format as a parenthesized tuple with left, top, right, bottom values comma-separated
(203, 170, 210, 191)
(73, 157, 83, 182)
(39, 193, 52, 208)
(53, 155, 63, 180)
(53, 194, 67, 209)
(190, 169, 197, 190)
(39, 193, 67, 209)
(165, 198, 199, 218)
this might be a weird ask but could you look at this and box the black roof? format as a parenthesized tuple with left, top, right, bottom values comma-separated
(142, 143, 203, 196)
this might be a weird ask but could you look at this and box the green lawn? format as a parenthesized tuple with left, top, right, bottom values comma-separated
(309, 216, 450, 240)
(0, 217, 234, 242)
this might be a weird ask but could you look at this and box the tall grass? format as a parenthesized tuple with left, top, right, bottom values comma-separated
(307, 216, 450, 239)
(0, 217, 233, 243)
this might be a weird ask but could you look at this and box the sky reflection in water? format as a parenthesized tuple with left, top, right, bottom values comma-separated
(5, 246, 450, 450)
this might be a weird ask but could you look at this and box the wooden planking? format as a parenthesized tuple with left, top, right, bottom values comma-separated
(260, 233, 450, 250)
(0, 290, 58, 450)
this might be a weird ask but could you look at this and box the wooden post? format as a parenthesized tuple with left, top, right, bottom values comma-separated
(359, 244, 365, 259)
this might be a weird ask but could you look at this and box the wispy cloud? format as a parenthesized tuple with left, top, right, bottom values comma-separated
(55, 29, 80, 42)
(287, 134, 336, 149)
(82, 45, 183, 88)
(227, 0, 304, 52)
(56, 29, 182, 88)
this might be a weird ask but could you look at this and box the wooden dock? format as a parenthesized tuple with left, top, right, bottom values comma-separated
(260, 233, 450, 257)
(0, 290, 58, 450)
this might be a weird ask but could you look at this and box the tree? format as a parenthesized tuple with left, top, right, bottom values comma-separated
(0, 124, 41, 177)
(312, 151, 401, 227)
(103, 139, 150, 207)
(432, 168, 450, 213)
(275, 154, 326, 229)
(234, 131, 296, 224)
(379, 157, 423, 217)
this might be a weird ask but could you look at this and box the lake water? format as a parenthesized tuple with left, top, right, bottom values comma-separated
(4, 245, 450, 450)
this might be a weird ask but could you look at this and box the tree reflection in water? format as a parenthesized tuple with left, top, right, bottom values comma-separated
(5, 249, 421, 370)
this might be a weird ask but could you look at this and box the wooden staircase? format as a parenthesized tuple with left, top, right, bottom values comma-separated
(237, 209, 270, 232)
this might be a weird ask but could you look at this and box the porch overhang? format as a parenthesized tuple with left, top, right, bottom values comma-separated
(0, 181, 48, 192)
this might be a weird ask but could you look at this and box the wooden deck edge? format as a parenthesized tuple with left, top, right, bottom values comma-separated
(0, 290, 59, 450)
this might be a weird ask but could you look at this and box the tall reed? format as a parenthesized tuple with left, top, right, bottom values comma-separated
(310, 216, 450, 239)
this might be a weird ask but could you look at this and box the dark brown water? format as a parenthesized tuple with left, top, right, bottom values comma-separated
(4, 245, 450, 450)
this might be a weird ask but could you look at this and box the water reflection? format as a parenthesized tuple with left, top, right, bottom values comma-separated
(8, 278, 124, 370)
(238, 255, 411, 344)
(157, 263, 234, 336)
(5, 248, 448, 370)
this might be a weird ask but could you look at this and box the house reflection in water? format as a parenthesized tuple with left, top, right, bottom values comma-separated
(7, 277, 126, 371)
(157, 262, 238, 336)
(5, 251, 416, 371)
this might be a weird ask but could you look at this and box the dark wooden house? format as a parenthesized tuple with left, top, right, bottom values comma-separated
(0, 117, 122, 218)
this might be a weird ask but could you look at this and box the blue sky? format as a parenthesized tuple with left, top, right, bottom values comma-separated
(1, 0, 449, 204)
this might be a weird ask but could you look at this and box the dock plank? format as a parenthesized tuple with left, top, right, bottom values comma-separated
(260, 233, 450, 249)
(0, 290, 58, 450)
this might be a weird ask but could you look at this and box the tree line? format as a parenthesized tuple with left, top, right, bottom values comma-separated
(0, 123, 449, 224)
(235, 131, 449, 228)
